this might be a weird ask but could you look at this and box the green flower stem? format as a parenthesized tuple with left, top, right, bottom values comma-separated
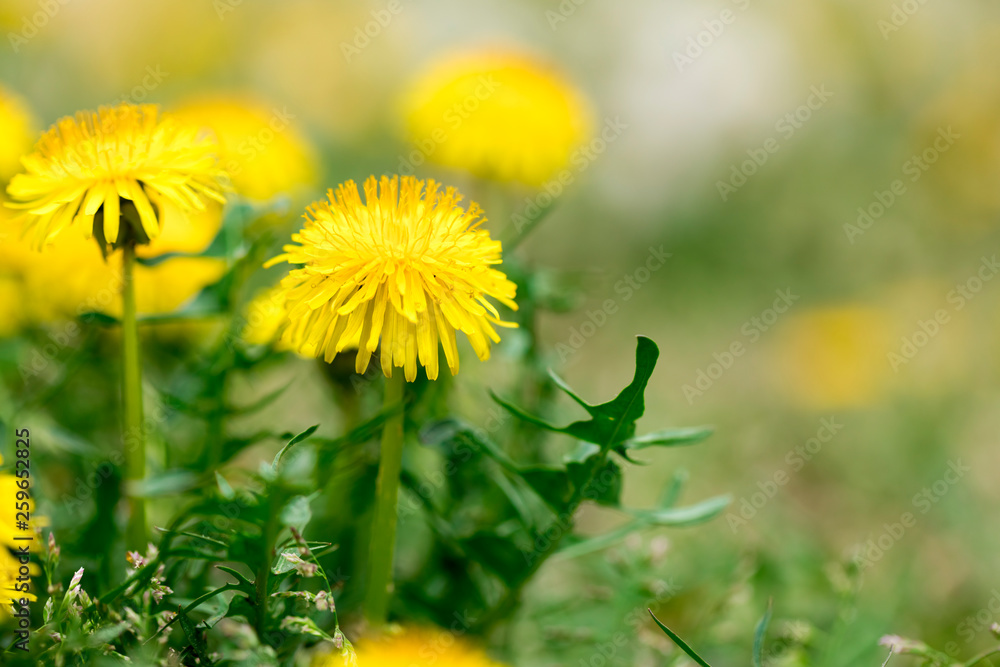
(255, 502, 279, 643)
(364, 371, 406, 629)
(121, 242, 146, 549)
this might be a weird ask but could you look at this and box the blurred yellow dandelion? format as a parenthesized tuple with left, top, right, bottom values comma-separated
(313, 626, 506, 667)
(403, 51, 591, 186)
(0, 275, 24, 337)
(266, 175, 518, 381)
(6, 102, 227, 248)
(172, 96, 319, 201)
(240, 285, 289, 346)
(0, 213, 224, 324)
(776, 305, 894, 409)
(1, 454, 38, 614)
(0, 549, 31, 615)
(0, 86, 37, 184)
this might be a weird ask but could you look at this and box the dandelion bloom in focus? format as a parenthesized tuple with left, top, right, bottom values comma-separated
(6, 102, 227, 249)
(313, 626, 506, 667)
(403, 51, 591, 186)
(266, 175, 518, 381)
(172, 96, 319, 202)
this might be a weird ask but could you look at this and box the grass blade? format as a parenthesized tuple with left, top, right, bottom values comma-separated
(648, 609, 713, 667)
(753, 598, 773, 667)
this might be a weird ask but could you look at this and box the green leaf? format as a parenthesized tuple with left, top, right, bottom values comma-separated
(564, 441, 601, 464)
(216, 565, 256, 595)
(628, 495, 731, 527)
(420, 419, 519, 472)
(625, 426, 713, 450)
(78, 311, 120, 326)
(227, 381, 293, 416)
(518, 466, 576, 511)
(157, 529, 228, 550)
(461, 532, 532, 579)
(280, 616, 334, 641)
(221, 429, 281, 464)
(753, 599, 773, 667)
(215, 471, 235, 500)
(659, 469, 689, 508)
(492, 336, 659, 451)
(272, 547, 308, 575)
(225, 593, 257, 623)
(130, 470, 200, 498)
(279, 495, 312, 532)
(581, 459, 622, 507)
(177, 607, 211, 664)
(649, 610, 713, 667)
(272, 424, 320, 469)
(554, 483, 726, 561)
(312, 402, 404, 461)
(85, 622, 129, 647)
(487, 337, 659, 512)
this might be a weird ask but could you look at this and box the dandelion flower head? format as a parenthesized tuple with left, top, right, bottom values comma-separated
(266, 175, 518, 381)
(6, 102, 227, 249)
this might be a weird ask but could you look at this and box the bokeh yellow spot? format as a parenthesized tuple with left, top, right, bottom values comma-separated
(403, 50, 592, 186)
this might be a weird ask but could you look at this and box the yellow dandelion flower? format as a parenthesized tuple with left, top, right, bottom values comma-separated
(1, 212, 224, 324)
(0, 275, 24, 338)
(403, 51, 592, 186)
(313, 627, 506, 667)
(0, 86, 37, 184)
(0, 198, 32, 336)
(240, 285, 289, 346)
(6, 102, 227, 249)
(266, 175, 518, 381)
(775, 305, 894, 409)
(238, 286, 319, 358)
(131, 257, 227, 316)
(172, 96, 319, 202)
(1, 548, 32, 615)
(1, 454, 38, 615)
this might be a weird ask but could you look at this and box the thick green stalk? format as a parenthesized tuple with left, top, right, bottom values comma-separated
(255, 505, 278, 642)
(121, 242, 146, 549)
(364, 371, 406, 629)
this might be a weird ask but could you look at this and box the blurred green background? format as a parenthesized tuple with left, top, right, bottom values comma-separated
(3, 0, 1000, 665)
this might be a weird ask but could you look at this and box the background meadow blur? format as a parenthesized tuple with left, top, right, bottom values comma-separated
(2, 0, 1000, 665)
